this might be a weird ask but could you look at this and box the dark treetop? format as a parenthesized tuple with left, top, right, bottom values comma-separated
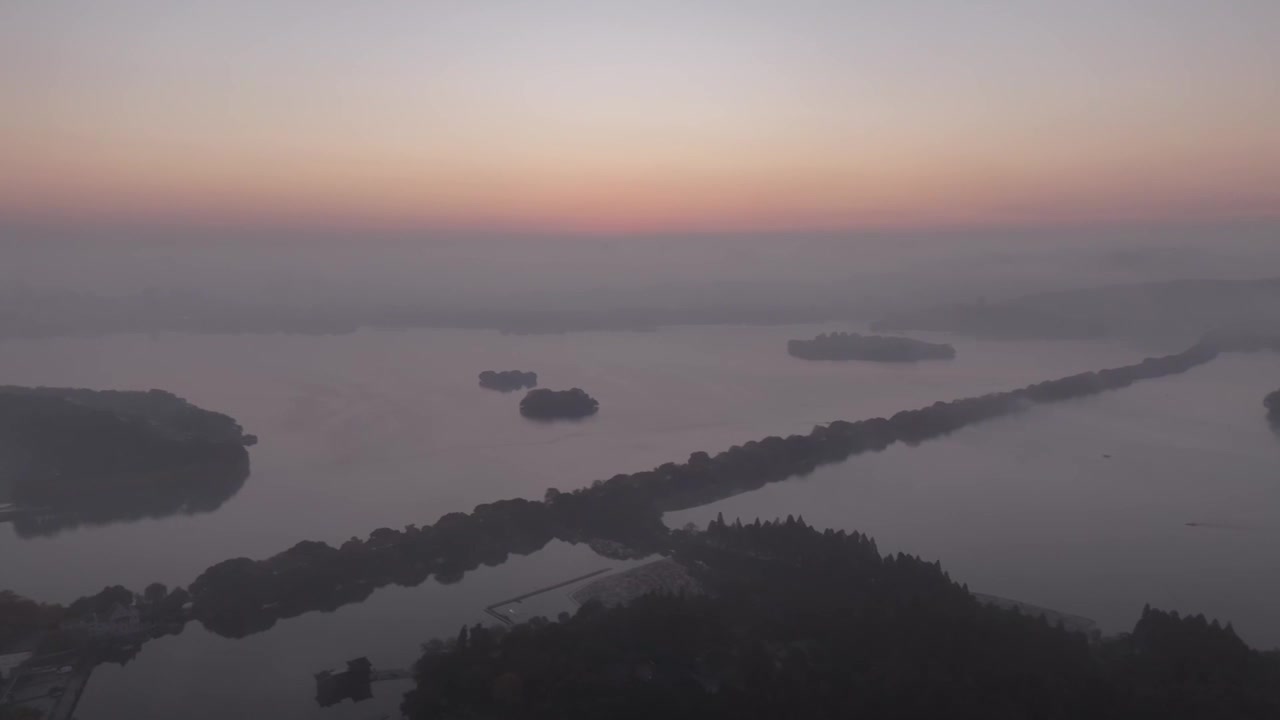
(478, 370, 538, 392)
(787, 331, 956, 362)
(1265, 389, 1280, 419)
(519, 388, 599, 419)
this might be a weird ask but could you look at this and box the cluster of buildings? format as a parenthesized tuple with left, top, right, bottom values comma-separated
(1, 601, 145, 717)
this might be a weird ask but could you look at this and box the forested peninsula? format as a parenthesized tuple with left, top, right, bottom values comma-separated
(0, 386, 254, 535)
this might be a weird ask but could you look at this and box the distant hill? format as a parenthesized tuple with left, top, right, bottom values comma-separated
(873, 277, 1280, 341)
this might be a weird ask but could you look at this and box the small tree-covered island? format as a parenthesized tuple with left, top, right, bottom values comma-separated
(478, 370, 538, 392)
(788, 331, 957, 362)
(0, 386, 255, 527)
(519, 388, 599, 419)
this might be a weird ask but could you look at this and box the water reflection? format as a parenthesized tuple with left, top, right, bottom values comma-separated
(7, 456, 249, 539)
(75, 541, 642, 720)
(0, 327, 1148, 601)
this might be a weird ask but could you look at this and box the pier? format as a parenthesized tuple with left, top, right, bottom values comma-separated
(314, 657, 413, 707)
(482, 568, 612, 625)
(308, 569, 612, 707)
(0, 648, 94, 720)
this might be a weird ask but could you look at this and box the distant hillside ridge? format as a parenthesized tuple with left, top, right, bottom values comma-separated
(873, 277, 1280, 341)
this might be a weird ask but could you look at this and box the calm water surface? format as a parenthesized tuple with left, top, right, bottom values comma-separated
(77, 541, 649, 720)
(0, 325, 1275, 717)
(0, 325, 1145, 600)
(668, 353, 1280, 648)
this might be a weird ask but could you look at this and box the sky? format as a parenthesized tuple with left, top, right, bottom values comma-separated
(2, 1, 1279, 236)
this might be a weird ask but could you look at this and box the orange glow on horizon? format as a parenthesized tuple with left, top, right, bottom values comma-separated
(5, 139, 1277, 236)
(3, 2, 1278, 236)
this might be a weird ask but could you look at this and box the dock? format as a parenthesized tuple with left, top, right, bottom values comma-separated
(0, 651, 94, 720)
(482, 568, 612, 625)
(569, 558, 701, 607)
(314, 658, 412, 707)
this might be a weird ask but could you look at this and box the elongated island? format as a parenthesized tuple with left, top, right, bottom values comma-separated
(788, 331, 956, 362)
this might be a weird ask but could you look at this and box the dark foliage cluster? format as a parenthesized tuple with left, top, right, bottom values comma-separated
(185, 491, 665, 638)
(0, 590, 64, 649)
(403, 518, 1280, 720)
(0, 584, 189, 669)
(63, 583, 189, 625)
(1099, 605, 1279, 718)
(1265, 389, 1279, 420)
(0, 705, 43, 720)
(0, 386, 254, 512)
(0, 385, 253, 444)
(519, 388, 599, 419)
(788, 331, 956, 361)
(478, 370, 538, 392)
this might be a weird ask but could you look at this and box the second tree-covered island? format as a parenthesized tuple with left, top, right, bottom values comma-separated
(788, 332, 956, 362)
(519, 388, 600, 419)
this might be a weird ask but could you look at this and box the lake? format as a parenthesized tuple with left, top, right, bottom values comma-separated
(0, 325, 1146, 600)
(0, 325, 1275, 717)
(667, 352, 1280, 648)
(75, 541, 653, 720)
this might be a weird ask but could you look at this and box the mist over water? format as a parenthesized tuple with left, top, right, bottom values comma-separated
(2, 322, 1277, 719)
(4, 222, 1279, 336)
(5, 3, 1280, 716)
(669, 351, 1280, 647)
(4, 218, 1280, 720)
(0, 326, 1146, 597)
